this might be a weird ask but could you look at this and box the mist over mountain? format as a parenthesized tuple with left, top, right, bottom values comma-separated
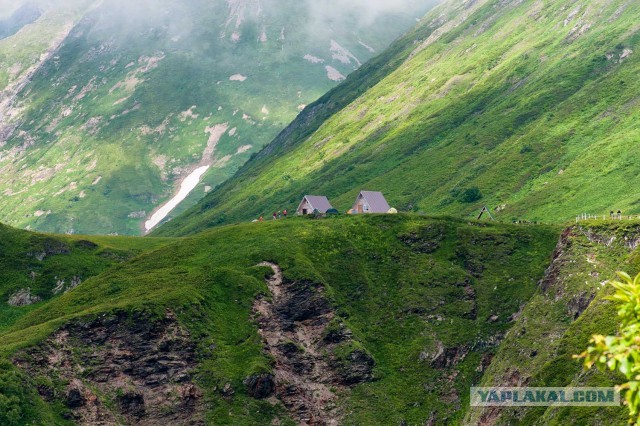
(0, 0, 436, 235)
(159, 0, 640, 237)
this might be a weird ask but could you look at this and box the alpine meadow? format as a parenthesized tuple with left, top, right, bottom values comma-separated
(0, 0, 640, 425)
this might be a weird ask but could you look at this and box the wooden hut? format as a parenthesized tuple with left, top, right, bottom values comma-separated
(296, 195, 333, 215)
(351, 191, 391, 214)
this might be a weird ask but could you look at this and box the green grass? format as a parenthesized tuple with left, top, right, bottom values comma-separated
(465, 221, 640, 425)
(0, 223, 173, 333)
(0, 214, 560, 424)
(157, 0, 640, 237)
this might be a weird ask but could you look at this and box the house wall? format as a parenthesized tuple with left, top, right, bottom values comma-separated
(297, 199, 313, 215)
(352, 195, 370, 214)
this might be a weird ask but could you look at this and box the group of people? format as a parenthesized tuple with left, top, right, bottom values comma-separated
(610, 210, 623, 219)
(257, 210, 288, 222)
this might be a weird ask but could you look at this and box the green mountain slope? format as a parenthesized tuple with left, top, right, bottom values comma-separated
(0, 0, 435, 235)
(157, 0, 640, 237)
(0, 215, 564, 424)
(0, 222, 172, 335)
(466, 221, 640, 425)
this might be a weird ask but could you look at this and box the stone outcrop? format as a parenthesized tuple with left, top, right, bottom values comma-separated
(14, 310, 204, 425)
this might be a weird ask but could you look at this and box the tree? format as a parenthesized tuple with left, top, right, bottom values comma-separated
(576, 272, 640, 425)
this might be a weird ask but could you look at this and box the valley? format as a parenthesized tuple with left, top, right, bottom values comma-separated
(0, 0, 434, 235)
(1, 0, 639, 424)
(157, 0, 640, 237)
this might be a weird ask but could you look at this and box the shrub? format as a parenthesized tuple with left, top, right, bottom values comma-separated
(576, 272, 640, 425)
(460, 187, 483, 203)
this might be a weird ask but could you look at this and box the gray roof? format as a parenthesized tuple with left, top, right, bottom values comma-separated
(358, 191, 391, 213)
(300, 195, 333, 213)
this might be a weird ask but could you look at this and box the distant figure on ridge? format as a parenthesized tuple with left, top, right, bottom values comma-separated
(283, 209, 287, 218)
(273, 212, 277, 220)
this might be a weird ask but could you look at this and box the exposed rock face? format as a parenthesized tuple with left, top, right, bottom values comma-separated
(27, 237, 70, 261)
(14, 310, 204, 425)
(7, 287, 41, 306)
(243, 373, 276, 399)
(253, 262, 375, 425)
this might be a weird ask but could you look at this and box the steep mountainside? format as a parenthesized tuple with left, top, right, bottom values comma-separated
(466, 221, 640, 425)
(157, 0, 640, 237)
(0, 0, 435, 235)
(1, 215, 562, 424)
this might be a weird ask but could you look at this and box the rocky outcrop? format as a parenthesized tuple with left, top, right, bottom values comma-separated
(27, 237, 70, 261)
(14, 310, 204, 425)
(243, 373, 276, 399)
(7, 287, 41, 306)
(253, 262, 375, 425)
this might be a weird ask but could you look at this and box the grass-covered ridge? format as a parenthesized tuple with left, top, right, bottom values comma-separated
(0, 215, 561, 424)
(0, 222, 172, 334)
(158, 0, 640, 237)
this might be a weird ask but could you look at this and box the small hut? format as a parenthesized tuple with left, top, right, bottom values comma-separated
(296, 195, 333, 215)
(351, 191, 391, 214)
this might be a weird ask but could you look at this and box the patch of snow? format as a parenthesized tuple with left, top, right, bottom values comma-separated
(330, 40, 361, 66)
(145, 165, 210, 232)
(237, 145, 252, 154)
(229, 127, 237, 136)
(230, 74, 247, 82)
(358, 40, 375, 53)
(325, 66, 346, 82)
(92, 176, 102, 185)
(304, 54, 325, 64)
(261, 105, 269, 115)
(113, 97, 129, 106)
(203, 124, 230, 160)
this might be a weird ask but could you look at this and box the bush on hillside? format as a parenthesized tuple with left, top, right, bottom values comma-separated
(577, 272, 640, 425)
(460, 187, 483, 203)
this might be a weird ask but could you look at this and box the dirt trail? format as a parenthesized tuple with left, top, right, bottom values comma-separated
(254, 262, 374, 425)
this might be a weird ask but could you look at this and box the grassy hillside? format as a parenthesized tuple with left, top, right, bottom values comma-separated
(0, 223, 172, 334)
(0, 0, 434, 235)
(0, 215, 562, 424)
(157, 0, 640, 237)
(466, 221, 640, 425)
